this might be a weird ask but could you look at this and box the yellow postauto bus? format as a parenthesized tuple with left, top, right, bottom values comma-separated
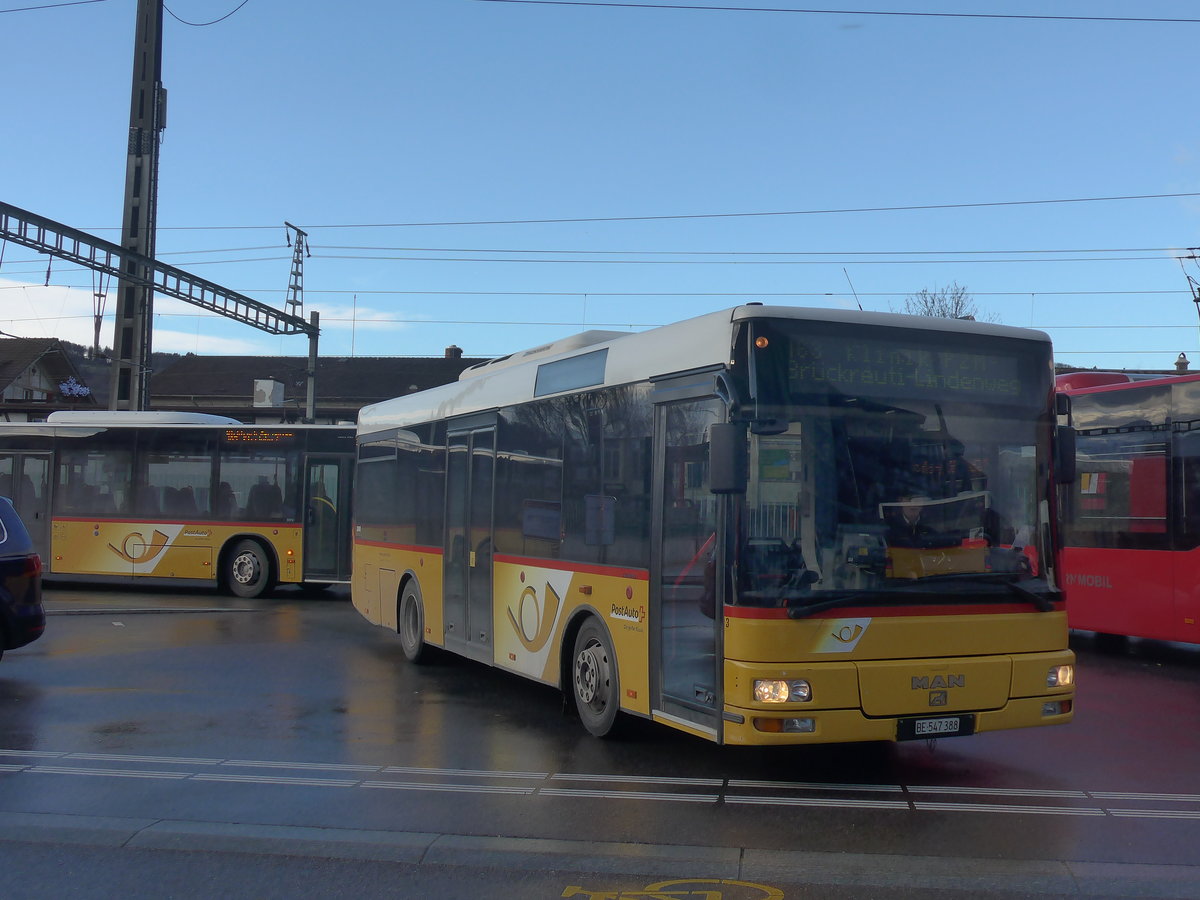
(0, 411, 353, 597)
(353, 305, 1076, 744)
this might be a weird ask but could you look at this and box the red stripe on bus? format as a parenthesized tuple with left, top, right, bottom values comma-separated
(724, 601, 1064, 619)
(52, 516, 301, 529)
(492, 553, 649, 581)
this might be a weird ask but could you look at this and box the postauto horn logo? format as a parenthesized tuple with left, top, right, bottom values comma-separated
(109, 529, 172, 565)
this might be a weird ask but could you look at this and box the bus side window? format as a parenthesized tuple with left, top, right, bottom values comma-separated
(247, 479, 283, 520)
(214, 482, 238, 519)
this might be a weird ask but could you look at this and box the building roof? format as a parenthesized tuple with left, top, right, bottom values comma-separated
(150, 352, 486, 409)
(0, 337, 95, 405)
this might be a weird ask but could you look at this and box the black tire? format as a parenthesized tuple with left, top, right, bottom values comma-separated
(398, 579, 428, 663)
(227, 539, 274, 599)
(572, 618, 621, 737)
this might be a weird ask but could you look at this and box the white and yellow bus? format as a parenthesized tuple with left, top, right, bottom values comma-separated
(0, 411, 353, 597)
(353, 305, 1076, 744)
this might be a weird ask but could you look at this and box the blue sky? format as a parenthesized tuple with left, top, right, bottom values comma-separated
(3, 0, 1200, 370)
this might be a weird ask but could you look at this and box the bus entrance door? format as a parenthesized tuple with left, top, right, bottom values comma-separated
(653, 399, 722, 739)
(444, 425, 495, 663)
(303, 456, 351, 582)
(0, 453, 50, 559)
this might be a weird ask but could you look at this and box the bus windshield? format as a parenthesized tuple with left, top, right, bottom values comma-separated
(733, 319, 1055, 612)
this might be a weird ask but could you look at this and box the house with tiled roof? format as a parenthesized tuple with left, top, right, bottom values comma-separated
(0, 338, 97, 420)
(150, 345, 484, 424)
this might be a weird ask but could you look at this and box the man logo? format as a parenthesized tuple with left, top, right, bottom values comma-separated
(929, 690, 948, 707)
(911, 674, 965, 690)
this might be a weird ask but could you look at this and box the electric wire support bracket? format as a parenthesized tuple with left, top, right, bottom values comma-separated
(0, 201, 316, 338)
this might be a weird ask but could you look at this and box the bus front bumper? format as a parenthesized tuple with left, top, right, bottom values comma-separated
(721, 693, 1074, 745)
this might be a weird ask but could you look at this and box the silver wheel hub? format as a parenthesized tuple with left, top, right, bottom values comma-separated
(233, 553, 259, 585)
(575, 644, 602, 704)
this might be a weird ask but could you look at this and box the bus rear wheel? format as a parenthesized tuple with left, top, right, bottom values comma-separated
(572, 618, 621, 737)
(227, 540, 274, 599)
(398, 580, 428, 663)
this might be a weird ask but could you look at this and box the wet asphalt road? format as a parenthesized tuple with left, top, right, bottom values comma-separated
(0, 583, 1198, 898)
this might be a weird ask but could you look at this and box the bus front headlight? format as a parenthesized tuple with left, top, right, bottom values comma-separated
(1047, 665, 1074, 688)
(754, 679, 812, 703)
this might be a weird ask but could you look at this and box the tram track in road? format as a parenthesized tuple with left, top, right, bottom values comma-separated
(1, 748, 1199, 820)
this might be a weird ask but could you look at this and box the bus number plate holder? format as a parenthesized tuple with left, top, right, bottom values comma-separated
(897, 714, 976, 741)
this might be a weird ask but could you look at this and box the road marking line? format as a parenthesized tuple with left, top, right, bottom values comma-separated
(914, 802, 1106, 816)
(910, 786, 1090, 799)
(1092, 791, 1200, 803)
(29, 766, 190, 780)
(0, 749, 68, 759)
(68, 753, 224, 766)
(362, 781, 535, 795)
(553, 773, 724, 787)
(1106, 808, 1200, 819)
(192, 774, 358, 787)
(727, 780, 904, 792)
(540, 788, 719, 803)
(225, 760, 384, 773)
(725, 796, 909, 809)
(382, 766, 546, 779)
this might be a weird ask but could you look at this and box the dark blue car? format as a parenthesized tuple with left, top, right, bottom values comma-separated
(0, 497, 44, 659)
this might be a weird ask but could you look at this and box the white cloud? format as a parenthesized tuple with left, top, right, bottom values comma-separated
(151, 329, 273, 355)
(308, 301, 410, 332)
(0, 279, 302, 355)
(0, 279, 96, 345)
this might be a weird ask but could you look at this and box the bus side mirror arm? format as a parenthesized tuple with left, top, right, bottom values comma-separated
(710, 422, 748, 494)
(1054, 425, 1076, 485)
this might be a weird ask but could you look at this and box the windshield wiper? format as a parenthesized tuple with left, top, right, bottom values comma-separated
(783, 574, 1060, 618)
(886, 573, 1060, 612)
(785, 592, 868, 618)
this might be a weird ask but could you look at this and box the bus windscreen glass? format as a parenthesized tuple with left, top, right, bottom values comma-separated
(737, 321, 1054, 613)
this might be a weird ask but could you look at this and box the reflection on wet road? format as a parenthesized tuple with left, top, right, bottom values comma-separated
(2, 746, 1200, 820)
(0, 585, 1198, 894)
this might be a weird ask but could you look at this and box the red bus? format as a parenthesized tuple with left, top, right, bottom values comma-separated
(1057, 370, 1200, 643)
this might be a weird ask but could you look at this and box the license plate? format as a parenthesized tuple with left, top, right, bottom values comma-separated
(897, 714, 975, 741)
(916, 717, 961, 736)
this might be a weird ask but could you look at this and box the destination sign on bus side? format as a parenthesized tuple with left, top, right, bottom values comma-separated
(224, 429, 297, 443)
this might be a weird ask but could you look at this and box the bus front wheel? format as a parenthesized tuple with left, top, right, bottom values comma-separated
(398, 580, 428, 663)
(572, 618, 621, 737)
(227, 540, 274, 599)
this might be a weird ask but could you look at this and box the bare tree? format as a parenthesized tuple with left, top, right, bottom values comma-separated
(895, 281, 998, 322)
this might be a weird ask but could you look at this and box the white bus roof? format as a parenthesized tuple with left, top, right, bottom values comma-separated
(358, 304, 1051, 435)
(46, 410, 243, 425)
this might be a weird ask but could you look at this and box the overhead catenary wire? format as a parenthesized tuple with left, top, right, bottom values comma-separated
(163, 0, 250, 26)
(0, 0, 107, 13)
(72, 191, 1200, 232)
(470, 0, 1200, 26)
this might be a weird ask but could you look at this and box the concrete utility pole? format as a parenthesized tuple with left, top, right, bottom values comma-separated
(111, 0, 165, 410)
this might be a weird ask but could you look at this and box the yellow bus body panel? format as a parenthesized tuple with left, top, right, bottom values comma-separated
(352, 539, 445, 643)
(49, 518, 304, 583)
(492, 557, 651, 717)
(352, 537, 1074, 746)
(721, 610, 1074, 745)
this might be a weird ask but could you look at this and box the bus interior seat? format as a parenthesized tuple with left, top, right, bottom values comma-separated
(247, 481, 283, 520)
